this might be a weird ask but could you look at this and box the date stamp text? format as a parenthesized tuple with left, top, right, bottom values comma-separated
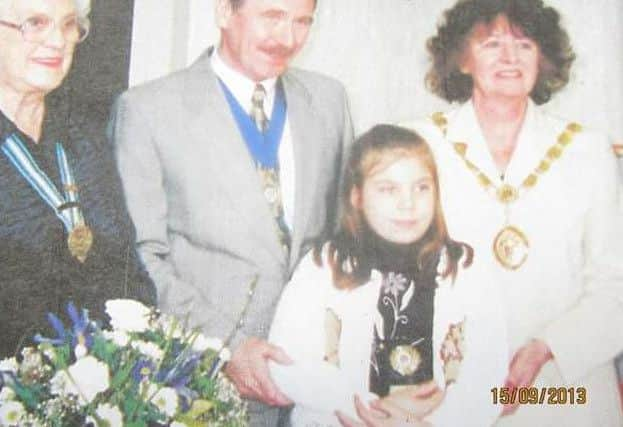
(491, 387, 587, 405)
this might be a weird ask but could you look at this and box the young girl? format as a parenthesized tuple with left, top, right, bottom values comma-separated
(269, 125, 508, 426)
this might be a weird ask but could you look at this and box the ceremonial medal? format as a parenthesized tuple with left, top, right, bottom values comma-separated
(68, 224, 93, 263)
(493, 226, 529, 270)
(389, 345, 421, 376)
(2, 137, 95, 263)
(431, 114, 582, 271)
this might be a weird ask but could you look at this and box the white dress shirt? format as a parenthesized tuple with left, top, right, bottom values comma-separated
(211, 50, 296, 230)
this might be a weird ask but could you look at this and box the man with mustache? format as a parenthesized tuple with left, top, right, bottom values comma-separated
(110, 0, 352, 424)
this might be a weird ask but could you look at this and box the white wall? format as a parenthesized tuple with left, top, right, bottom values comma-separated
(130, 0, 623, 141)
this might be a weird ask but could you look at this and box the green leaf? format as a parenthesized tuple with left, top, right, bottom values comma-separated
(9, 382, 39, 410)
(110, 355, 137, 390)
(174, 415, 207, 427)
(186, 399, 214, 418)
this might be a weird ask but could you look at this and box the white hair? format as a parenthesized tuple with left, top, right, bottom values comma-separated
(75, 0, 92, 20)
(0, 0, 92, 19)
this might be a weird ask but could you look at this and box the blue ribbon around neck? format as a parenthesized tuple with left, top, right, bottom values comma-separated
(1, 133, 83, 231)
(218, 78, 287, 169)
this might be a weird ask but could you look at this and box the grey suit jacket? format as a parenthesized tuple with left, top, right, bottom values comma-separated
(110, 49, 352, 353)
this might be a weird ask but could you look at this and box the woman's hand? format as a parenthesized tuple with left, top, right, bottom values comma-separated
(502, 339, 552, 416)
(336, 382, 444, 427)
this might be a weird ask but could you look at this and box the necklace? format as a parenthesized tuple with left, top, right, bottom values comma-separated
(431, 111, 581, 270)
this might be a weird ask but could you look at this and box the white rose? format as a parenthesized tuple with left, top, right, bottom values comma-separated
(170, 422, 189, 427)
(89, 403, 123, 426)
(0, 401, 25, 426)
(148, 385, 179, 418)
(0, 386, 15, 402)
(0, 358, 18, 374)
(102, 330, 130, 347)
(131, 341, 164, 362)
(50, 356, 109, 405)
(105, 299, 152, 333)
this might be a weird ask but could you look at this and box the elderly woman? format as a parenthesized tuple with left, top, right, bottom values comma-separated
(0, 0, 154, 357)
(371, 0, 623, 426)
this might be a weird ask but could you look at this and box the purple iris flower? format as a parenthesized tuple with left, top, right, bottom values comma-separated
(33, 302, 95, 351)
(34, 312, 67, 346)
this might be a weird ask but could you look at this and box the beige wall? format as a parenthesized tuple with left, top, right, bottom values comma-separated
(130, 1, 623, 150)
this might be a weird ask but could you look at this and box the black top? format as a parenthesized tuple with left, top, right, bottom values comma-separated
(0, 101, 155, 357)
(367, 236, 438, 396)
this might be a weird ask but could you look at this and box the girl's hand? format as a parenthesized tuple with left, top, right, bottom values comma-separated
(336, 391, 439, 427)
(376, 381, 444, 417)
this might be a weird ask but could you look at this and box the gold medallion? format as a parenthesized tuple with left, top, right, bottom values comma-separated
(493, 226, 529, 270)
(68, 224, 93, 263)
(389, 345, 421, 376)
(431, 113, 581, 272)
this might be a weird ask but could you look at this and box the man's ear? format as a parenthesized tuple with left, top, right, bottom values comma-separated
(215, 0, 233, 29)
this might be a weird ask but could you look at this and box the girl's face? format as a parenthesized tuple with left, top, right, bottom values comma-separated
(352, 154, 436, 245)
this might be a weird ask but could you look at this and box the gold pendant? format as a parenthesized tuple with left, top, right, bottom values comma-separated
(493, 225, 529, 270)
(68, 224, 93, 263)
(389, 345, 421, 376)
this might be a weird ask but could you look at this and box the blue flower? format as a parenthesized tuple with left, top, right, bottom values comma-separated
(34, 302, 95, 351)
(67, 302, 94, 350)
(131, 359, 156, 383)
(34, 312, 67, 346)
(156, 349, 201, 390)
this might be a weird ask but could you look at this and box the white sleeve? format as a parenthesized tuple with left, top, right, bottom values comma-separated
(427, 266, 508, 427)
(536, 134, 623, 382)
(268, 255, 377, 418)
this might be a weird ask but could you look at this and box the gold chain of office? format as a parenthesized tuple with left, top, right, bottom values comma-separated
(431, 111, 582, 270)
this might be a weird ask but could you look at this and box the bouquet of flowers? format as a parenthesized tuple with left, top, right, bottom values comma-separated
(0, 299, 247, 427)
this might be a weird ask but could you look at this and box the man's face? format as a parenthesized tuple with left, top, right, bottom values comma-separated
(217, 0, 315, 81)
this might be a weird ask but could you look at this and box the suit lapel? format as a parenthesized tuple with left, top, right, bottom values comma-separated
(282, 73, 326, 269)
(182, 52, 285, 264)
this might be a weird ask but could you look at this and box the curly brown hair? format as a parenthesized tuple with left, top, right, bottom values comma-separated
(314, 124, 473, 289)
(426, 0, 575, 105)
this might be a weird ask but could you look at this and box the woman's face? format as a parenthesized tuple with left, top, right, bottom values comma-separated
(0, 0, 79, 96)
(352, 154, 436, 245)
(460, 14, 540, 102)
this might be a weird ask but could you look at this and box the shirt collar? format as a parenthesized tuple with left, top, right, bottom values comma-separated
(211, 48, 278, 114)
(446, 99, 541, 184)
(448, 99, 538, 148)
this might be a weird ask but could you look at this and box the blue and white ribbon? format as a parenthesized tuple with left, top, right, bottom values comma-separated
(1, 134, 81, 232)
(56, 142, 85, 228)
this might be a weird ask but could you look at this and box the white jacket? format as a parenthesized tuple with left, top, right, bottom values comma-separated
(404, 101, 623, 426)
(269, 247, 509, 426)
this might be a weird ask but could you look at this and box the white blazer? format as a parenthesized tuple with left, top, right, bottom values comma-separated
(269, 247, 509, 427)
(403, 101, 623, 426)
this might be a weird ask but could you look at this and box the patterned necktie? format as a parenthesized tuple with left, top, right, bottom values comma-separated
(250, 83, 291, 252)
(251, 84, 268, 132)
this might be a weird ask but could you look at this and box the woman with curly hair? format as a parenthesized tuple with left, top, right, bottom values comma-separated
(393, 0, 623, 426)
